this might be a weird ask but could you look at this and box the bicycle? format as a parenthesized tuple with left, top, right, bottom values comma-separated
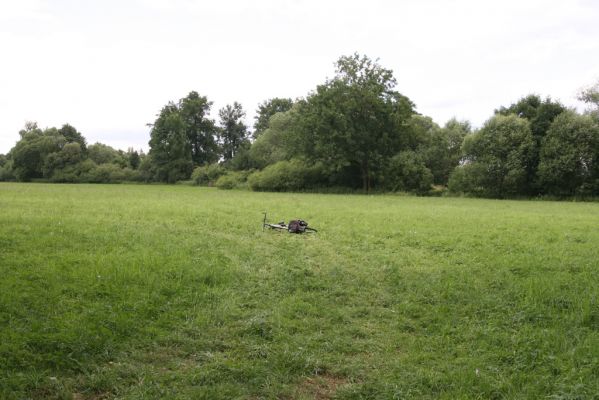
(262, 213, 317, 233)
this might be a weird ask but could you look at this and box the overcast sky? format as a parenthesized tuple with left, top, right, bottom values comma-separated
(1, 0, 598, 153)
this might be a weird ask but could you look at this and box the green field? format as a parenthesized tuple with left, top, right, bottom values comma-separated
(1, 183, 599, 399)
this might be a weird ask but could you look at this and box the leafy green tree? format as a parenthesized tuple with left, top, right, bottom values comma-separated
(538, 111, 599, 196)
(5, 122, 92, 182)
(449, 114, 534, 197)
(0, 160, 14, 181)
(10, 123, 65, 181)
(247, 159, 326, 192)
(179, 91, 219, 165)
(148, 103, 193, 182)
(147, 91, 219, 178)
(416, 118, 470, 185)
(406, 115, 439, 151)
(226, 141, 254, 171)
(496, 95, 565, 139)
(137, 155, 153, 182)
(58, 124, 87, 152)
(218, 102, 249, 162)
(191, 163, 226, 186)
(0, 154, 13, 181)
(253, 98, 294, 138)
(127, 148, 141, 170)
(87, 143, 122, 165)
(293, 53, 415, 191)
(449, 161, 499, 197)
(43, 142, 84, 178)
(578, 81, 599, 108)
(85, 163, 137, 183)
(496, 95, 566, 192)
(248, 109, 296, 169)
(579, 81, 599, 123)
(384, 150, 433, 193)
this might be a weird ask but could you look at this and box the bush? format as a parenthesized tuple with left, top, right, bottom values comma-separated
(137, 157, 154, 182)
(450, 115, 534, 198)
(215, 170, 252, 190)
(0, 160, 15, 181)
(247, 159, 326, 192)
(383, 150, 433, 194)
(191, 164, 226, 186)
(448, 163, 487, 196)
(83, 163, 141, 183)
(537, 111, 599, 196)
(119, 167, 141, 182)
(48, 159, 96, 183)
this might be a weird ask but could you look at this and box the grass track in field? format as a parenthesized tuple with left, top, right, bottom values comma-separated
(1, 182, 599, 399)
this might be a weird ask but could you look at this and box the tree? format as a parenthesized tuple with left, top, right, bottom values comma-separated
(538, 111, 599, 196)
(87, 143, 122, 164)
(58, 124, 87, 152)
(578, 81, 599, 109)
(253, 98, 294, 138)
(417, 117, 470, 186)
(178, 91, 218, 165)
(248, 109, 296, 169)
(148, 103, 193, 183)
(10, 123, 65, 181)
(383, 150, 433, 193)
(293, 53, 415, 192)
(147, 91, 219, 180)
(127, 148, 141, 170)
(43, 142, 84, 178)
(0, 154, 13, 181)
(449, 114, 535, 197)
(496, 95, 566, 192)
(496, 95, 565, 139)
(218, 102, 249, 162)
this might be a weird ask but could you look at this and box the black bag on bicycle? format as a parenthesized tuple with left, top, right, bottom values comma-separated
(288, 220, 307, 233)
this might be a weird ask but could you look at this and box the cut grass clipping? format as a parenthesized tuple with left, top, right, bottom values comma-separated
(1, 183, 598, 399)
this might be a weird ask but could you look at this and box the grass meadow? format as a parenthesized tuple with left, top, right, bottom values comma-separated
(1, 183, 599, 399)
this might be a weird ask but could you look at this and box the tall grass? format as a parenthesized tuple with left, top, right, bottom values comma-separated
(1, 183, 598, 399)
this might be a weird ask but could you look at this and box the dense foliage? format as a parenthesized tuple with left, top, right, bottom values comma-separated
(0, 122, 144, 183)
(448, 93, 598, 198)
(2, 54, 598, 197)
(449, 115, 535, 197)
(537, 111, 599, 196)
(291, 54, 416, 191)
(253, 98, 294, 138)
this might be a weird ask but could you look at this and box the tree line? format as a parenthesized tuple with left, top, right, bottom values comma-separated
(0, 122, 144, 183)
(1, 53, 598, 198)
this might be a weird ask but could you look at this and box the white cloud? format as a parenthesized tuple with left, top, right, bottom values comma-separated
(0, 0, 52, 21)
(1, 0, 598, 153)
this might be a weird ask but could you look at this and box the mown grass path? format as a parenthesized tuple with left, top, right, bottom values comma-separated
(1, 183, 599, 399)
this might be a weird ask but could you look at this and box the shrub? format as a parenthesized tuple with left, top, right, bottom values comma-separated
(85, 163, 117, 183)
(448, 163, 487, 196)
(0, 160, 15, 181)
(215, 171, 252, 190)
(137, 157, 154, 182)
(450, 115, 534, 198)
(49, 159, 96, 183)
(191, 164, 226, 186)
(537, 111, 599, 196)
(247, 159, 325, 192)
(83, 163, 140, 183)
(119, 167, 141, 182)
(383, 150, 433, 194)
